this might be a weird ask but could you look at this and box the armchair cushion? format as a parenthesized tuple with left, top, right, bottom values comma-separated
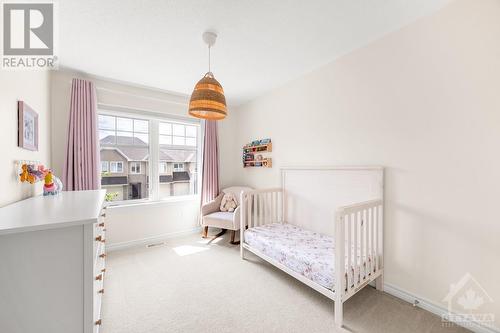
(202, 211, 235, 230)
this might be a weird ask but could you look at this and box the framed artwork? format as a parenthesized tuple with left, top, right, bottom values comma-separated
(18, 101, 39, 151)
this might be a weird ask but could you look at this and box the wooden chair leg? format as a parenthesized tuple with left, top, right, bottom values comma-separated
(202, 226, 208, 238)
(230, 230, 240, 245)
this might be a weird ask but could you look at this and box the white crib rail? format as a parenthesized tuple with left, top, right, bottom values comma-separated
(335, 199, 384, 302)
(240, 188, 283, 256)
(240, 189, 383, 329)
(240, 188, 283, 229)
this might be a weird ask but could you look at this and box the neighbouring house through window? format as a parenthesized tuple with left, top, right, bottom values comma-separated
(130, 162, 141, 174)
(98, 113, 200, 203)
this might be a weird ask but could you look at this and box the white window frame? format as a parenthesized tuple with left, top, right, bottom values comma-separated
(99, 108, 202, 206)
(110, 161, 123, 173)
(130, 162, 141, 174)
(101, 161, 109, 173)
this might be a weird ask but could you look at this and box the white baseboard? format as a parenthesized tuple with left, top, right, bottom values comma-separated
(107, 227, 202, 252)
(384, 283, 499, 333)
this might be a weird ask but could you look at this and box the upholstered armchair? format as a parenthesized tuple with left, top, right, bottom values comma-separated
(201, 186, 252, 244)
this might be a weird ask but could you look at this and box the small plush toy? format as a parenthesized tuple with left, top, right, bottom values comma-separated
(27, 172, 36, 184)
(43, 171, 63, 196)
(220, 192, 238, 212)
(35, 165, 50, 181)
(19, 164, 29, 182)
(26, 164, 39, 184)
(19, 163, 52, 185)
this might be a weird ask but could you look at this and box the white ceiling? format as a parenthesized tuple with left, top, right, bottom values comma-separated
(58, 0, 451, 106)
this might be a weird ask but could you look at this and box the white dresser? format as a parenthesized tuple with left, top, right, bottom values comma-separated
(0, 190, 107, 333)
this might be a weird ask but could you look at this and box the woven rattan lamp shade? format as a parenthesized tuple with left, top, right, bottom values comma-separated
(188, 72, 227, 120)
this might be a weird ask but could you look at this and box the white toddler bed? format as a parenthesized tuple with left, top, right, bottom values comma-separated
(239, 167, 384, 330)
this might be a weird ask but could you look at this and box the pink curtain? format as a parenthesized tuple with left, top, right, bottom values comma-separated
(201, 120, 220, 204)
(62, 78, 100, 191)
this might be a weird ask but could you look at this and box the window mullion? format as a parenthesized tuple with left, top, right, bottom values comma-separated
(150, 119, 160, 201)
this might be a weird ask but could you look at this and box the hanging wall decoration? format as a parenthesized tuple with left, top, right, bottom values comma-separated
(18, 101, 39, 151)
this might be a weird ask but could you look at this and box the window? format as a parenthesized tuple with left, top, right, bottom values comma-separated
(130, 162, 141, 174)
(159, 122, 197, 147)
(99, 114, 150, 202)
(159, 162, 168, 174)
(101, 161, 109, 173)
(159, 121, 199, 199)
(98, 112, 200, 203)
(173, 163, 184, 171)
(110, 161, 123, 173)
(99, 114, 149, 145)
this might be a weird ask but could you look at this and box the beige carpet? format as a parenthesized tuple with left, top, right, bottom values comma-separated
(101, 232, 470, 333)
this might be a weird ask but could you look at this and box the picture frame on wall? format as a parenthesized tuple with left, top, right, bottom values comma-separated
(18, 101, 39, 151)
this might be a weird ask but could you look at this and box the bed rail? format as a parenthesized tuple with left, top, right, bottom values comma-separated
(240, 188, 283, 257)
(240, 189, 383, 329)
(335, 199, 384, 303)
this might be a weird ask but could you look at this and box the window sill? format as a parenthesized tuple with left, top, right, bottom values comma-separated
(105, 195, 200, 209)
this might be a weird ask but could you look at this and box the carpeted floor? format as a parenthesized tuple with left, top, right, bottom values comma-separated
(101, 232, 470, 333)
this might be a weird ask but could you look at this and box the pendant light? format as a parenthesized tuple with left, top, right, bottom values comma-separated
(188, 31, 227, 120)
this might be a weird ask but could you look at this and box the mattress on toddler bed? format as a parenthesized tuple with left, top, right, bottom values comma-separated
(244, 223, 372, 291)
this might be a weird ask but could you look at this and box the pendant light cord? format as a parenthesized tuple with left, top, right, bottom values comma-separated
(208, 45, 211, 73)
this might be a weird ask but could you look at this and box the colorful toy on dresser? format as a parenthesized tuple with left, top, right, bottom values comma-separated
(19, 163, 63, 196)
(20, 164, 48, 184)
(43, 171, 63, 196)
(20, 163, 47, 184)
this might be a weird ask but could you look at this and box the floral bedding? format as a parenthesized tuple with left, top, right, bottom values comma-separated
(244, 223, 371, 291)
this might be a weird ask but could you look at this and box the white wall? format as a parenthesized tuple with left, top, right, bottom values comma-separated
(51, 69, 200, 246)
(0, 71, 51, 207)
(219, 0, 500, 328)
(105, 198, 200, 250)
(219, 109, 240, 188)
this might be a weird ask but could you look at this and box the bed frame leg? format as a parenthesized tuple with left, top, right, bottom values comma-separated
(240, 246, 245, 260)
(334, 300, 343, 329)
(376, 275, 384, 291)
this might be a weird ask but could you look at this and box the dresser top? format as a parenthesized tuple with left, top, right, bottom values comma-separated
(0, 190, 106, 235)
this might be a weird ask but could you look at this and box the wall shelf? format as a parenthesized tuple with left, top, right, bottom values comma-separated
(242, 139, 272, 168)
(243, 158, 272, 168)
(243, 142, 272, 153)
